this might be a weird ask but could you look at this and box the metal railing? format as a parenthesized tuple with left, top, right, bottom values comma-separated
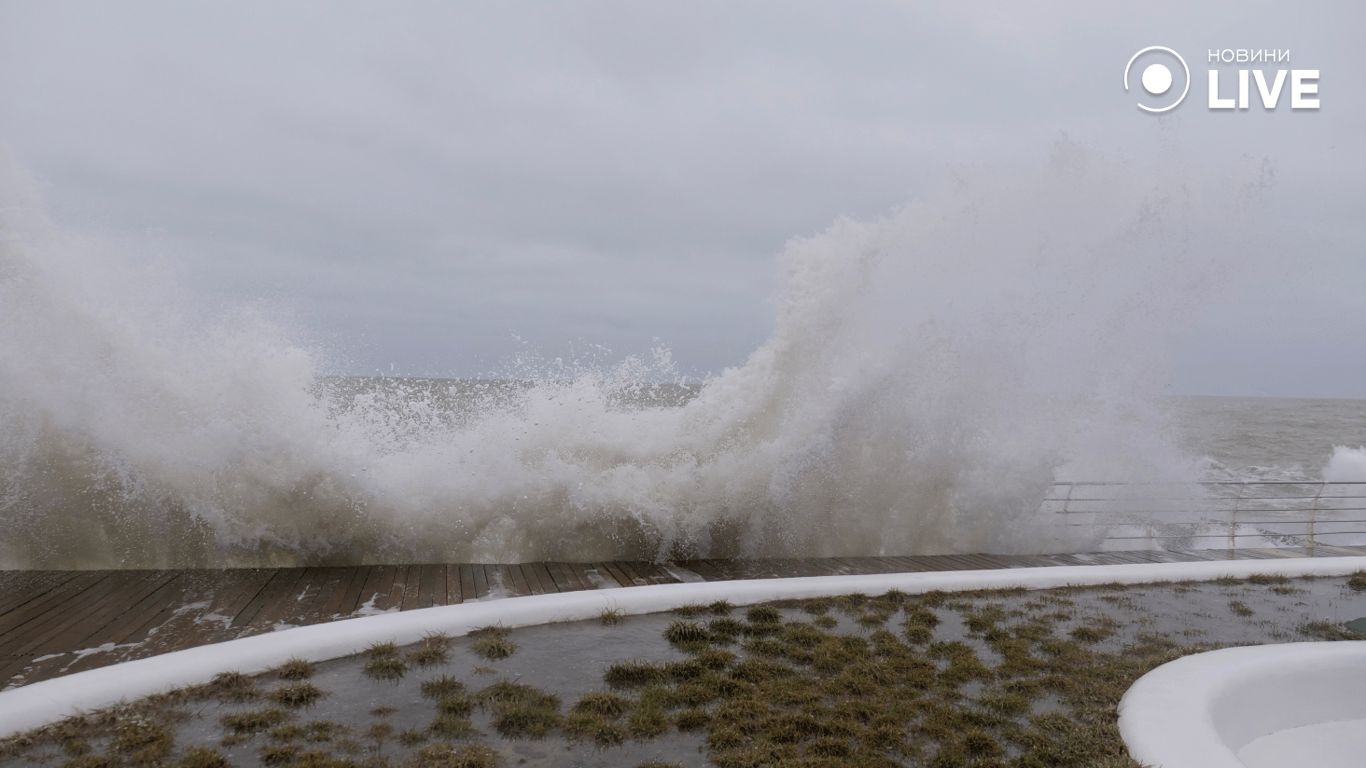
(1044, 481, 1366, 550)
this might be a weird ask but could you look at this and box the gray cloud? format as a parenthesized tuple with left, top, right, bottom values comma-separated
(0, 0, 1362, 393)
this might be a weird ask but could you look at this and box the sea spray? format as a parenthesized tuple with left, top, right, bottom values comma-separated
(0, 142, 1286, 568)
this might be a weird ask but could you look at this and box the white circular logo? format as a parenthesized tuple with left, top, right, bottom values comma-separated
(1141, 64, 1172, 94)
(1124, 47, 1189, 112)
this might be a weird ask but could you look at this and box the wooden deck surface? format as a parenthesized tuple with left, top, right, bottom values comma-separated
(4, 544, 1365, 692)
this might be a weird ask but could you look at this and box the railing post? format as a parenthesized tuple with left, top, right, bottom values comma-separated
(1230, 483, 1245, 551)
(1308, 482, 1324, 549)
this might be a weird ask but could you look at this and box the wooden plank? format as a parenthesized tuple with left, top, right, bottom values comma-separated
(1, 571, 144, 654)
(788, 558, 843, 576)
(0, 654, 44, 689)
(505, 564, 532, 597)
(596, 561, 635, 587)
(0, 571, 109, 637)
(484, 565, 512, 597)
(612, 561, 651, 586)
(674, 559, 724, 581)
(361, 566, 395, 612)
(2, 653, 72, 689)
(298, 567, 348, 623)
(944, 554, 1011, 570)
(230, 568, 296, 628)
(272, 568, 342, 627)
(563, 562, 601, 589)
(1162, 549, 1221, 561)
(745, 560, 806, 579)
(194, 569, 277, 644)
(610, 560, 643, 584)
(320, 567, 371, 619)
(1066, 552, 1131, 566)
(1242, 547, 1308, 559)
(531, 563, 558, 594)
(969, 554, 1028, 569)
(442, 566, 462, 605)
(386, 565, 414, 611)
(897, 555, 968, 572)
(871, 556, 936, 572)
(458, 565, 477, 602)
(795, 558, 846, 576)
(1093, 551, 1159, 565)
(352, 566, 389, 615)
(522, 562, 554, 592)
(69, 571, 198, 652)
(154, 569, 267, 649)
(1103, 550, 1166, 564)
(337, 565, 376, 615)
(837, 557, 895, 575)
(635, 562, 676, 584)
(1314, 544, 1366, 557)
(114, 570, 240, 658)
(0, 571, 84, 620)
(538, 562, 571, 592)
(17, 571, 179, 657)
(1229, 549, 1281, 560)
(400, 564, 427, 611)
(579, 563, 617, 589)
(549, 561, 587, 592)
(417, 564, 444, 608)
(471, 564, 489, 601)
(697, 559, 744, 579)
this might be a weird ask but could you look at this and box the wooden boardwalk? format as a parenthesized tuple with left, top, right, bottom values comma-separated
(3, 544, 1365, 692)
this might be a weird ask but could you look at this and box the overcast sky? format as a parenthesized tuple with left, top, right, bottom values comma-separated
(1, 0, 1362, 396)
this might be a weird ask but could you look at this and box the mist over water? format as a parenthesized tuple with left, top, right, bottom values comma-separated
(0, 142, 1335, 569)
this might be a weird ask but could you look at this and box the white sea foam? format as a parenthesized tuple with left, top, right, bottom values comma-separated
(1324, 446, 1366, 482)
(0, 141, 1297, 568)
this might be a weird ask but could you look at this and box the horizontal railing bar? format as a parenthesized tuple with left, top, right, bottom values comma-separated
(1043, 505, 1366, 511)
(1100, 533, 1366, 540)
(1048, 493, 1366, 500)
(1049, 497, 1360, 502)
(1052, 481, 1366, 486)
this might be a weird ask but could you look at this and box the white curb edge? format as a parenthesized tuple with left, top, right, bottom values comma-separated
(3, 556, 1364, 739)
(1118, 641, 1366, 768)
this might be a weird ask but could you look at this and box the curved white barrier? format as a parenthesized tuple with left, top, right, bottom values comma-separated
(3, 555, 1364, 738)
(1119, 642, 1366, 768)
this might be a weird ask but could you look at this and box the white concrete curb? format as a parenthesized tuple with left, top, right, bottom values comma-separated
(2, 555, 1364, 738)
(1119, 642, 1366, 768)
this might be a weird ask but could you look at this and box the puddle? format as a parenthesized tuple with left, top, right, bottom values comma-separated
(5, 575, 1366, 768)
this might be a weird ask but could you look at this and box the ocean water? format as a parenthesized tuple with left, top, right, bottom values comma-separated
(1171, 396, 1366, 482)
(2, 145, 1363, 570)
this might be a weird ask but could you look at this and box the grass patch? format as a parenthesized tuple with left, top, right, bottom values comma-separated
(274, 659, 315, 680)
(362, 657, 407, 682)
(209, 671, 258, 702)
(479, 680, 563, 739)
(266, 683, 325, 708)
(412, 743, 501, 768)
(176, 747, 229, 768)
(1348, 571, 1366, 592)
(604, 660, 670, 689)
(573, 691, 632, 718)
(407, 634, 450, 667)
(663, 620, 710, 645)
(420, 675, 467, 700)
(221, 708, 291, 734)
(471, 635, 517, 660)
(1299, 621, 1363, 641)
